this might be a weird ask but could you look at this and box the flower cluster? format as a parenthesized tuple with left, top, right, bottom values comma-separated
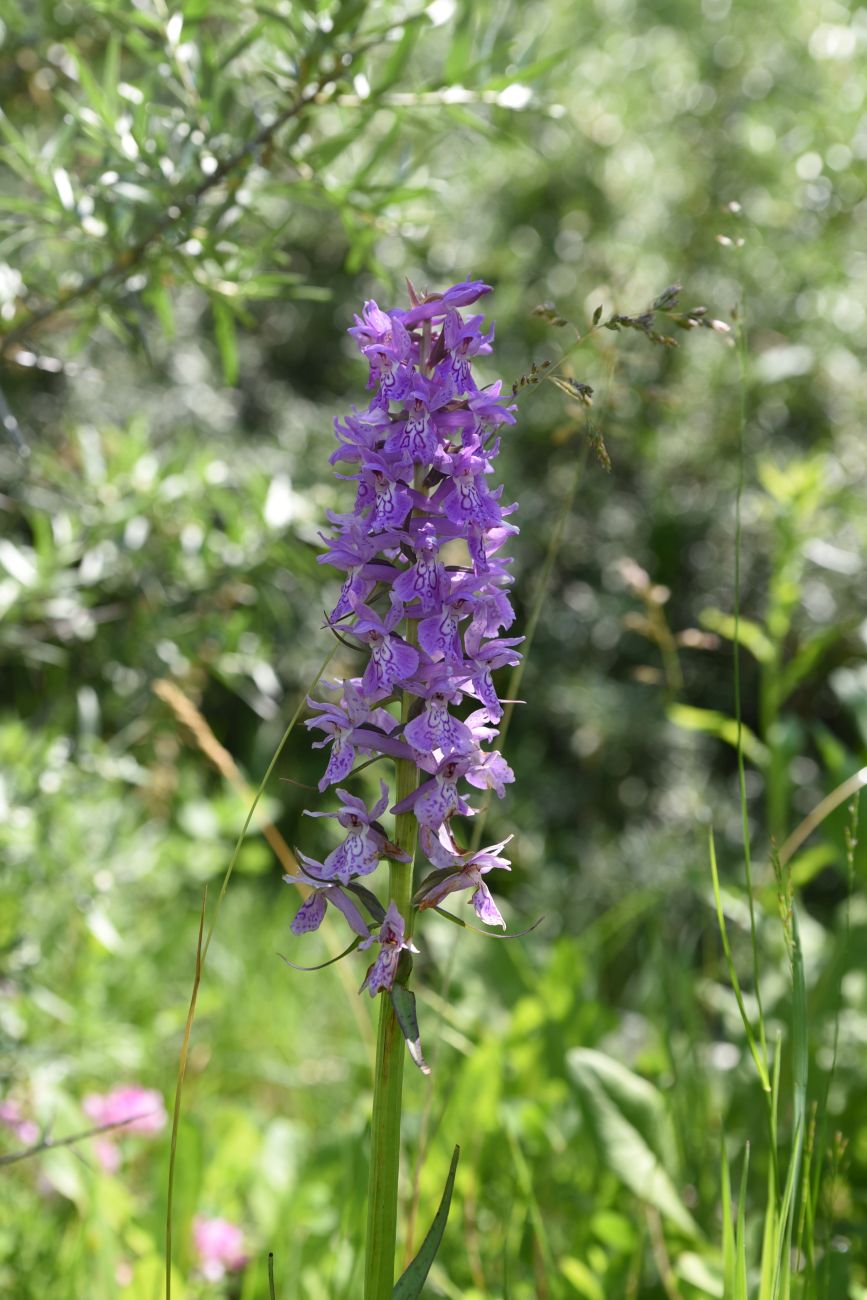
(287, 280, 521, 994)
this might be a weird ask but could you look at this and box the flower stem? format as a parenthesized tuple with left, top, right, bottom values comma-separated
(364, 322, 429, 1300)
(364, 684, 420, 1299)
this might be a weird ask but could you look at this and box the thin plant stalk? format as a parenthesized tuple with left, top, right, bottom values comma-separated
(731, 296, 769, 1073)
(364, 706, 421, 1298)
(364, 336, 431, 1300)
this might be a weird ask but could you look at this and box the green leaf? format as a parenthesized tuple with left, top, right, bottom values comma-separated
(212, 297, 239, 385)
(699, 607, 774, 663)
(667, 703, 769, 768)
(442, 4, 475, 83)
(561, 1256, 605, 1300)
(345, 881, 386, 922)
(389, 984, 430, 1074)
(392, 1145, 460, 1298)
(143, 278, 175, 340)
(566, 1048, 699, 1237)
(675, 1251, 724, 1297)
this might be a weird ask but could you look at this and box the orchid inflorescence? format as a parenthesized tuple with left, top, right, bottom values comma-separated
(285, 278, 521, 1002)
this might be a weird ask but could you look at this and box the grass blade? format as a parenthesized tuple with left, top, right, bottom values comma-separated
(709, 829, 771, 1093)
(735, 1144, 750, 1300)
(165, 887, 207, 1300)
(721, 1141, 735, 1299)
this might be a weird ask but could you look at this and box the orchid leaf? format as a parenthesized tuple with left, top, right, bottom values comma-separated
(433, 906, 544, 940)
(389, 983, 430, 1075)
(277, 936, 361, 972)
(345, 881, 387, 922)
(392, 1145, 460, 1297)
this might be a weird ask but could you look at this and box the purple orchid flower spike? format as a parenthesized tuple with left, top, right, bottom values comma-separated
(293, 280, 523, 1040)
(416, 832, 513, 929)
(304, 781, 409, 882)
(284, 856, 372, 938)
(359, 902, 418, 996)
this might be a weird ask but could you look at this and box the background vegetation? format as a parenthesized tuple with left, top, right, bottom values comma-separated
(1, 0, 866, 1296)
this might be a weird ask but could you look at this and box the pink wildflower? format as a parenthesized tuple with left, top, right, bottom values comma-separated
(0, 1099, 39, 1146)
(193, 1216, 248, 1281)
(82, 1084, 166, 1171)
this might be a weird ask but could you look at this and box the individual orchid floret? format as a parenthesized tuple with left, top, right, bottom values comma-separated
(362, 324, 413, 407)
(416, 577, 483, 662)
(350, 451, 415, 533)
(330, 406, 393, 465)
(392, 754, 475, 831)
(284, 856, 372, 937)
(403, 677, 474, 756)
(437, 310, 494, 395)
(384, 373, 450, 464)
(351, 600, 420, 697)
(391, 521, 449, 614)
(348, 299, 397, 350)
(359, 902, 418, 996)
(305, 680, 401, 791)
(431, 443, 505, 533)
(415, 832, 513, 929)
(304, 781, 410, 882)
(461, 627, 524, 720)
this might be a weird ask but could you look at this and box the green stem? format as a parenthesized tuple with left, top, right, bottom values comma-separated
(364, 323, 429, 1299)
(364, 624, 421, 1299)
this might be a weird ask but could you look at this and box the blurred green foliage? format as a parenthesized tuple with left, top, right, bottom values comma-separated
(1, 0, 866, 1296)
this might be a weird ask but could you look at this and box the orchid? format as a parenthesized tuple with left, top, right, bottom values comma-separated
(284, 279, 522, 1297)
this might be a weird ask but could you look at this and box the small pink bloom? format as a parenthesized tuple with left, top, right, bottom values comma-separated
(82, 1085, 167, 1135)
(92, 1137, 121, 1173)
(82, 1084, 166, 1170)
(115, 1261, 134, 1287)
(0, 1099, 39, 1146)
(193, 1216, 248, 1282)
